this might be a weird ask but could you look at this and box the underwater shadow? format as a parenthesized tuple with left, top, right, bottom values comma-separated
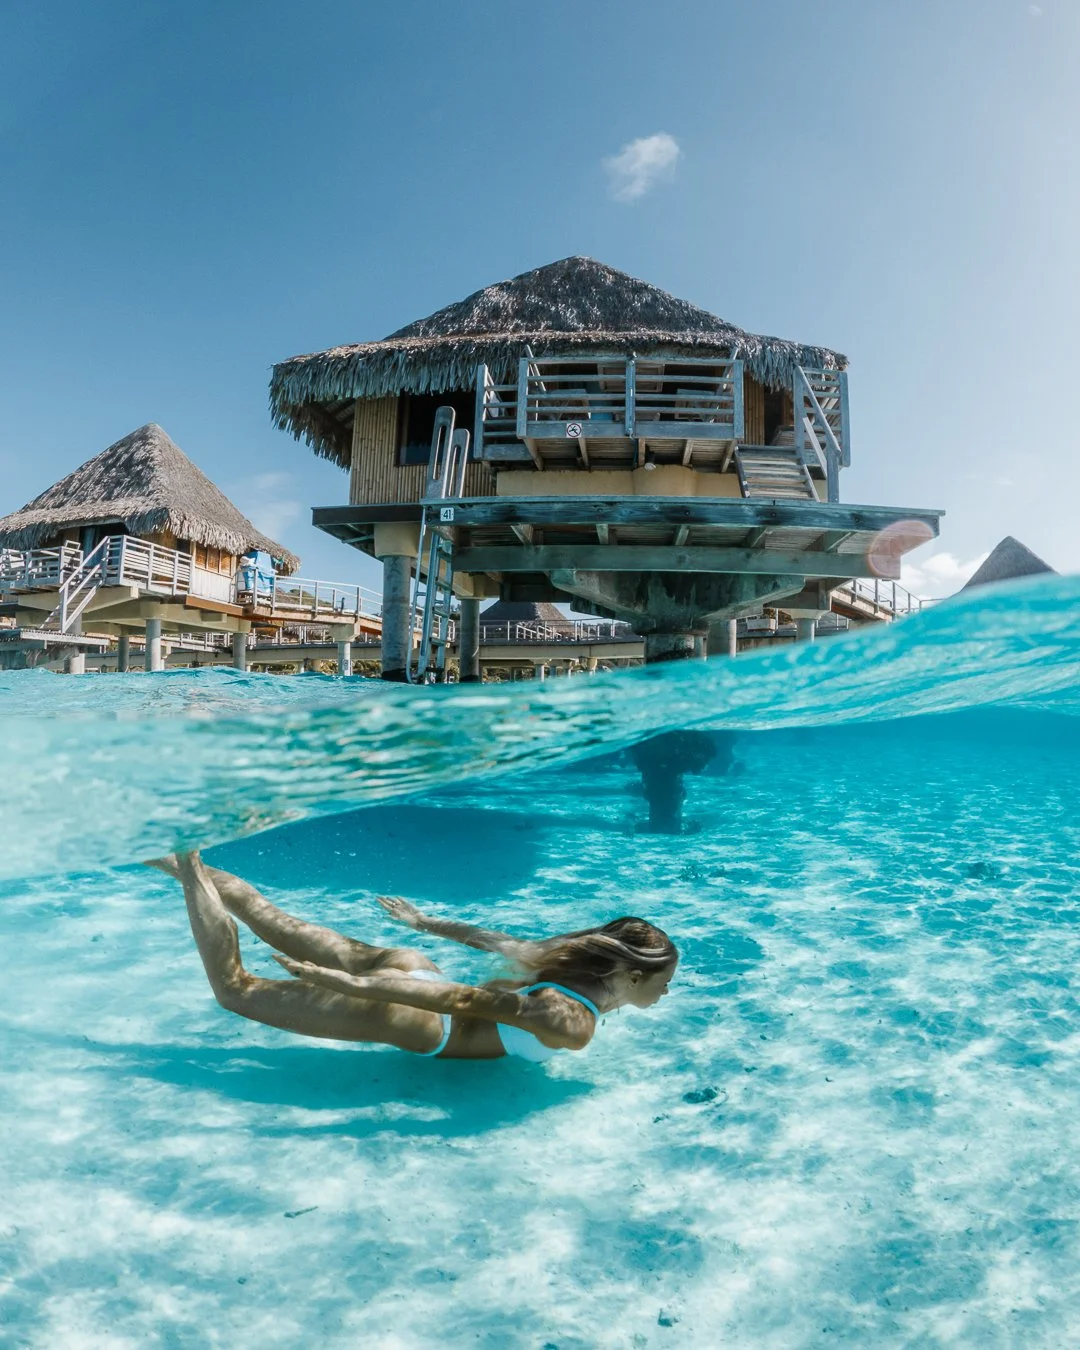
(54, 1033, 594, 1139)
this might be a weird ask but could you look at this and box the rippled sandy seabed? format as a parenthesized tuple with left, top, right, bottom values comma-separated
(3, 578, 1080, 1348)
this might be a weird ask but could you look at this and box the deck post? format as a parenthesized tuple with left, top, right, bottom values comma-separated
(117, 634, 130, 673)
(380, 553, 411, 681)
(457, 597, 481, 683)
(232, 632, 248, 670)
(795, 617, 817, 642)
(336, 638, 353, 677)
(145, 617, 164, 672)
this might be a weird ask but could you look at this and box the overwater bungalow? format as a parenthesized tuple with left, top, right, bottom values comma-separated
(271, 257, 942, 680)
(0, 424, 377, 671)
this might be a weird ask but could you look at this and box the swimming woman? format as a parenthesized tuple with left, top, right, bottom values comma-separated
(150, 852, 677, 1061)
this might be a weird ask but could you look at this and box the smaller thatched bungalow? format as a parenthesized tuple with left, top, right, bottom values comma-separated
(0, 423, 298, 669)
(478, 599, 571, 639)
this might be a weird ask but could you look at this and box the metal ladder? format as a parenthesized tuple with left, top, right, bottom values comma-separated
(407, 407, 470, 683)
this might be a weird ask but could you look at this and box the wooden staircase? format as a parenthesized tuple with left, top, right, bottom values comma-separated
(734, 445, 817, 500)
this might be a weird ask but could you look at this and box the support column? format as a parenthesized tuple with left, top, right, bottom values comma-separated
(67, 649, 86, 675)
(145, 617, 163, 673)
(795, 618, 817, 643)
(629, 732, 717, 835)
(380, 554, 411, 682)
(336, 639, 353, 677)
(727, 619, 738, 658)
(643, 632, 698, 663)
(117, 634, 130, 673)
(232, 632, 248, 671)
(457, 597, 481, 683)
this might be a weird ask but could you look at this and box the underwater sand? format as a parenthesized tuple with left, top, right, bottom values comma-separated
(2, 576, 1080, 1347)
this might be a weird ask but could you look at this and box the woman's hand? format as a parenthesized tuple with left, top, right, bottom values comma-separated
(376, 895, 426, 930)
(274, 954, 322, 980)
(273, 953, 365, 998)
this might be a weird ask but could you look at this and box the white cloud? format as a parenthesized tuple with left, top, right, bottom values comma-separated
(901, 549, 989, 599)
(250, 471, 294, 492)
(230, 472, 304, 547)
(603, 133, 681, 203)
(249, 499, 304, 541)
(1029, 5, 1043, 16)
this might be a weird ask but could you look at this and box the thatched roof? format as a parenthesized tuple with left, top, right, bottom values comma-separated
(962, 537, 1054, 590)
(271, 256, 847, 465)
(0, 423, 300, 572)
(479, 599, 570, 628)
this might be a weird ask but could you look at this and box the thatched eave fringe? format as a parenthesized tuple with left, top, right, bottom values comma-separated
(271, 332, 846, 467)
(269, 257, 847, 466)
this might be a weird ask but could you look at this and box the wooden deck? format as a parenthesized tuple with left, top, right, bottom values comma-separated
(314, 495, 943, 585)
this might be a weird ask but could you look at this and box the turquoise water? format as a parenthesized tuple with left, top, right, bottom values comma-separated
(2, 574, 1080, 1346)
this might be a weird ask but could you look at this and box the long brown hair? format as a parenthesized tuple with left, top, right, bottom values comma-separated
(516, 917, 677, 985)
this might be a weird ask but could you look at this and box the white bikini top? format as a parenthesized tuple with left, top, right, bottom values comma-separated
(497, 982, 602, 1063)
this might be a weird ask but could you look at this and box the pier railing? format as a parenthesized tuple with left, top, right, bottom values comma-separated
(832, 578, 926, 618)
(477, 619, 634, 644)
(234, 570, 382, 622)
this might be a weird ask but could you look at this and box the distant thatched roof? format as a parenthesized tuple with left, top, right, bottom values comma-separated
(963, 537, 1054, 590)
(480, 599, 569, 628)
(271, 256, 847, 465)
(0, 423, 300, 572)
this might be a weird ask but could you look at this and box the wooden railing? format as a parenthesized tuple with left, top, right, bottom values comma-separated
(0, 543, 83, 590)
(476, 354, 744, 458)
(793, 367, 849, 503)
(111, 537, 194, 593)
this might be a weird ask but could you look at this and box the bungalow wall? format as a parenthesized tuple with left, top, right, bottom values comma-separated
(743, 375, 794, 446)
(348, 383, 798, 505)
(349, 396, 495, 505)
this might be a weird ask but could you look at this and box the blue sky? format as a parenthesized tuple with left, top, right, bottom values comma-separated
(1, 0, 1075, 595)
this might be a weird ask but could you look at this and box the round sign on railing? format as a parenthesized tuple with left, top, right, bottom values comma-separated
(566, 422, 582, 438)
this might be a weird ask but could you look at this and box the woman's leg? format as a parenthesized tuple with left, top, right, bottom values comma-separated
(167, 852, 446, 1051)
(148, 853, 434, 975)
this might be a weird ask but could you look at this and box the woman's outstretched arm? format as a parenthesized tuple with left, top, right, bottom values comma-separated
(377, 896, 540, 965)
(274, 955, 595, 1051)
